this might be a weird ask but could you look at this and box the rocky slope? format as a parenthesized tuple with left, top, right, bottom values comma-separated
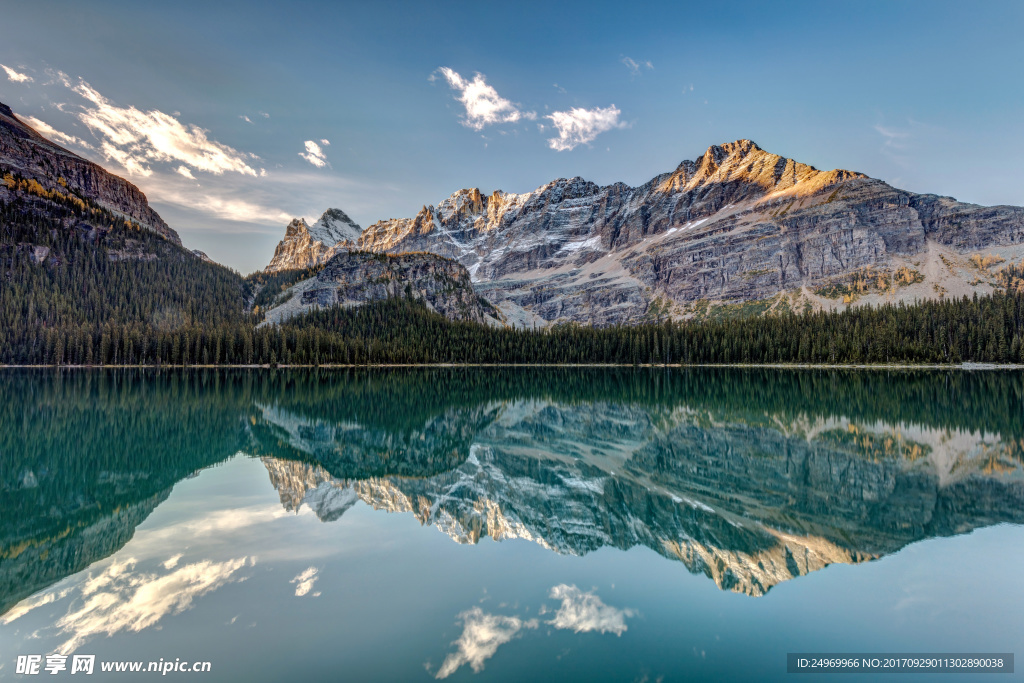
(262, 249, 503, 325)
(356, 140, 1024, 326)
(253, 395, 1024, 597)
(0, 101, 180, 245)
(265, 208, 362, 272)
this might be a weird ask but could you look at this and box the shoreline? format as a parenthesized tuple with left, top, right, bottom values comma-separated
(1, 362, 1022, 371)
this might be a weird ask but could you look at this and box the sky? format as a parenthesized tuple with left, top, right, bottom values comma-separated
(1, 0, 1023, 274)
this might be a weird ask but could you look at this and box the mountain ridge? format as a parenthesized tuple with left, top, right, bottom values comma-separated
(354, 139, 1024, 327)
(0, 102, 181, 245)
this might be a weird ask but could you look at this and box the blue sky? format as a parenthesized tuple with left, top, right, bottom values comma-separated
(1, 0, 1022, 273)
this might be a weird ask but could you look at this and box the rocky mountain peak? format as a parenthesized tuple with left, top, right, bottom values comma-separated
(284, 218, 310, 238)
(265, 208, 362, 273)
(658, 139, 865, 198)
(310, 208, 361, 244)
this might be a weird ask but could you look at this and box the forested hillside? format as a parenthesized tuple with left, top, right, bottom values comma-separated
(0, 168, 251, 364)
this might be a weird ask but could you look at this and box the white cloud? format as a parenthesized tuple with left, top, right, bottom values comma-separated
(546, 105, 626, 151)
(20, 115, 95, 150)
(299, 140, 328, 168)
(290, 566, 319, 597)
(546, 584, 635, 635)
(176, 166, 196, 180)
(436, 607, 538, 679)
(162, 554, 183, 569)
(260, 111, 270, 118)
(437, 67, 534, 131)
(155, 186, 292, 224)
(320, 138, 330, 146)
(1, 64, 33, 83)
(621, 56, 653, 76)
(240, 115, 253, 124)
(24, 556, 254, 655)
(44, 68, 72, 88)
(71, 80, 260, 177)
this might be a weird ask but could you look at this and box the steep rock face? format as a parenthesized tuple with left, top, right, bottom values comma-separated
(263, 249, 503, 325)
(265, 208, 362, 272)
(0, 102, 180, 245)
(356, 140, 1024, 326)
(255, 397, 1024, 597)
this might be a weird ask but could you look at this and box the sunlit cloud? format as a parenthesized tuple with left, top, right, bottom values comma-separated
(176, 166, 196, 180)
(20, 115, 95, 151)
(1, 587, 75, 626)
(1, 64, 33, 83)
(71, 80, 260, 177)
(153, 185, 292, 224)
(44, 68, 72, 88)
(290, 566, 320, 597)
(621, 56, 653, 76)
(546, 584, 635, 635)
(435, 607, 538, 679)
(436, 67, 535, 131)
(546, 105, 626, 151)
(11, 556, 253, 655)
(240, 115, 253, 124)
(299, 140, 328, 168)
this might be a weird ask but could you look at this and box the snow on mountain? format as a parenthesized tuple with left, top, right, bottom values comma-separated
(355, 139, 1024, 326)
(264, 208, 363, 272)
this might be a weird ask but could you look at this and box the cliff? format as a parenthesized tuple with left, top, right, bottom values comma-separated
(0, 101, 180, 244)
(262, 249, 503, 325)
(356, 140, 1024, 326)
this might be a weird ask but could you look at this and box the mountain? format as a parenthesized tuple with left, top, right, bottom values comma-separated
(0, 102, 180, 245)
(262, 249, 503, 325)
(0, 100, 252, 363)
(356, 140, 1024, 326)
(254, 391, 1024, 597)
(265, 208, 362, 272)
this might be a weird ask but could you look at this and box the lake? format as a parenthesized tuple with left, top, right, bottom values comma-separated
(1, 368, 1022, 681)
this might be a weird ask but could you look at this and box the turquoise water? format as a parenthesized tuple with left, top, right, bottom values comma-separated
(1, 369, 1022, 681)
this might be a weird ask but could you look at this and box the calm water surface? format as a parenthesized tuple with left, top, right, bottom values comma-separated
(1, 368, 1022, 681)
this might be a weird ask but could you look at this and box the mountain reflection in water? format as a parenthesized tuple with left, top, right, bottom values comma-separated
(2, 368, 1022, 618)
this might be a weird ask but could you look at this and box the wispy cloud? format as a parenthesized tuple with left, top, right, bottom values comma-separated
(176, 165, 196, 180)
(873, 119, 940, 168)
(71, 80, 260, 178)
(546, 584, 635, 635)
(435, 607, 538, 679)
(621, 56, 653, 77)
(299, 140, 329, 168)
(8, 556, 254, 655)
(1, 64, 33, 83)
(437, 67, 535, 130)
(240, 115, 253, 124)
(546, 105, 626, 151)
(155, 185, 293, 225)
(20, 115, 95, 150)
